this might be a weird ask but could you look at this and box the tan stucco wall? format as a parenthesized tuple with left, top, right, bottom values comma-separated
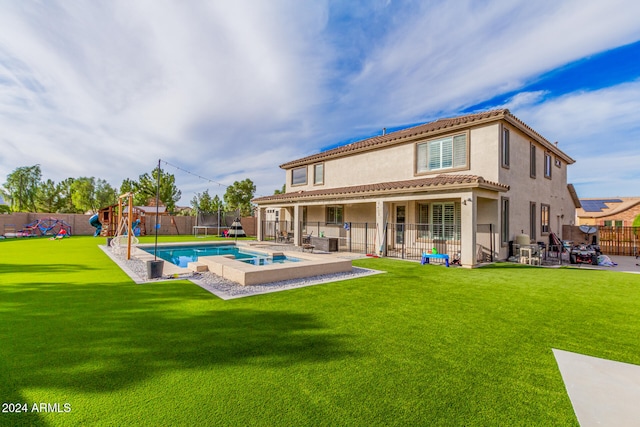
(497, 123, 576, 249)
(285, 123, 502, 192)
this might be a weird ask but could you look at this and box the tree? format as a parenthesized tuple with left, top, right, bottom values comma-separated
(119, 178, 137, 195)
(191, 189, 214, 213)
(36, 179, 59, 212)
(191, 190, 226, 215)
(274, 184, 286, 194)
(56, 178, 77, 213)
(95, 179, 117, 210)
(3, 165, 42, 212)
(136, 167, 181, 211)
(71, 177, 97, 213)
(223, 178, 256, 217)
(211, 194, 224, 213)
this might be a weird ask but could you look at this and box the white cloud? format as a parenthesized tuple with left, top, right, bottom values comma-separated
(505, 81, 640, 197)
(336, 0, 640, 123)
(0, 0, 639, 203)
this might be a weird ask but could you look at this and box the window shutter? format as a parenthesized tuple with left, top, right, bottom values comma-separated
(453, 135, 466, 167)
(418, 204, 429, 223)
(428, 141, 441, 170)
(442, 140, 453, 168)
(417, 143, 428, 173)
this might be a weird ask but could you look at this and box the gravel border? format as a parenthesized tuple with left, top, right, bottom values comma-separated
(100, 245, 384, 299)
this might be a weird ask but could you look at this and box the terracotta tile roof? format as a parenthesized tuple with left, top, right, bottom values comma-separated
(253, 174, 509, 204)
(281, 108, 574, 168)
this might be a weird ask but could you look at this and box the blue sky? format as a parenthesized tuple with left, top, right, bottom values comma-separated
(1, 0, 639, 204)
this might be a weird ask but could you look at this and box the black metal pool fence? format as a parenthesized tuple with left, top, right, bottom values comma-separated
(261, 220, 475, 261)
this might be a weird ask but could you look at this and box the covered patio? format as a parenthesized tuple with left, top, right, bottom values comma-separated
(253, 175, 509, 267)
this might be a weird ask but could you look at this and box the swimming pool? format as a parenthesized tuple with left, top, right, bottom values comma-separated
(142, 244, 298, 268)
(134, 242, 352, 286)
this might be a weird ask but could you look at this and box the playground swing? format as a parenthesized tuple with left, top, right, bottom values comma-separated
(109, 193, 139, 260)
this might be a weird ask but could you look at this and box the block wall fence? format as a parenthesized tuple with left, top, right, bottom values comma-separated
(0, 213, 257, 237)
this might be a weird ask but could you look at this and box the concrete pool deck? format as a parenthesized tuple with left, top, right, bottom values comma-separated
(99, 242, 383, 299)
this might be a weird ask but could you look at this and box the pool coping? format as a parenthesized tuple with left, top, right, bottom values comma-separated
(132, 241, 354, 286)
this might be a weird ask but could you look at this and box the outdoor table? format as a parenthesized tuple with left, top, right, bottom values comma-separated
(421, 253, 449, 267)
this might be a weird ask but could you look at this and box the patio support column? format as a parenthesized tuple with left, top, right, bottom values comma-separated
(293, 204, 303, 246)
(461, 192, 477, 267)
(256, 207, 265, 241)
(375, 200, 389, 256)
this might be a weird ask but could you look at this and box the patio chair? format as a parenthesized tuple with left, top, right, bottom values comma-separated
(278, 230, 292, 243)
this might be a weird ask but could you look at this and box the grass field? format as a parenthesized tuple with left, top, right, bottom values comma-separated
(1, 236, 640, 426)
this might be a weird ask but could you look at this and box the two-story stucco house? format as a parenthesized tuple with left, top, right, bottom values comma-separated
(253, 109, 579, 267)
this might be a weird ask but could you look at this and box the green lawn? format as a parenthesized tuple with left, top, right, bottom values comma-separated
(1, 236, 640, 426)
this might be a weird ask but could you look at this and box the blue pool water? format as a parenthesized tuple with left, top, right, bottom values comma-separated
(142, 244, 300, 268)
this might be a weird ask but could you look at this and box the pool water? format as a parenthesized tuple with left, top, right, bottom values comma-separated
(142, 244, 299, 268)
(240, 255, 300, 266)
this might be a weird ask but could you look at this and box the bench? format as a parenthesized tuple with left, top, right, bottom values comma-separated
(421, 253, 449, 267)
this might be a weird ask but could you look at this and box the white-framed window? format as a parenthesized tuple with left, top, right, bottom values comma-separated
(501, 197, 509, 245)
(313, 163, 324, 185)
(541, 204, 550, 234)
(432, 202, 461, 240)
(544, 153, 552, 179)
(291, 167, 307, 186)
(501, 127, 510, 168)
(415, 202, 460, 240)
(416, 133, 467, 173)
(326, 205, 343, 225)
(530, 143, 537, 178)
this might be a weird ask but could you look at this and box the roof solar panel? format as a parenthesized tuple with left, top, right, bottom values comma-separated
(579, 199, 623, 212)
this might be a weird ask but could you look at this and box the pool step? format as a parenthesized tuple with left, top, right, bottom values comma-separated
(187, 262, 209, 273)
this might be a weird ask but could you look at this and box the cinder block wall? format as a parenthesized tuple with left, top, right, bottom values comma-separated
(1, 213, 256, 237)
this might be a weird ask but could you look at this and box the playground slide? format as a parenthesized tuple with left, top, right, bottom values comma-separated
(89, 214, 102, 237)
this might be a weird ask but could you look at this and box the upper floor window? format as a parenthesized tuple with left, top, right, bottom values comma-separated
(416, 133, 467, 173)
(544, 153, 552, 179)
(291, 167, 307, 186)
(530, 143, 537, 178)
(555, 157, 562, 168)
(313, 163, 324, 185)
(501, 127, 510, 168)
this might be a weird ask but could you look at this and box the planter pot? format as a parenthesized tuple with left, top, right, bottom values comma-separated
(146, 260, 164, 279)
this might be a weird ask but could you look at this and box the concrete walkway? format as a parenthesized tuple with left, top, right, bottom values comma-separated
(554, 349, 640, 426)
(566, 255, 640, 274)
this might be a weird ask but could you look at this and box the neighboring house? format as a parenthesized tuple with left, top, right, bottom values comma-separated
(577, 198, 640, 226)
(253, 109, 579, 267)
